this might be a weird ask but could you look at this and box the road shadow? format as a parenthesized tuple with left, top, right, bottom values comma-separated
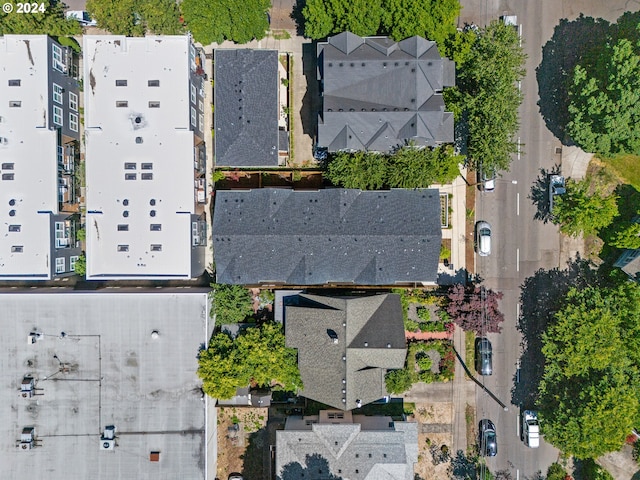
(529, 164, 561, 223)
(301, 41, 319, 140)
(278, 453, 343, 480)
(290, 0, 306, 37)
(512, 256, 601, 408)
(536, 15, 611, 143)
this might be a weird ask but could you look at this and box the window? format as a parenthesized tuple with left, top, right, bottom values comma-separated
(125, 173, 137, 180)
(2, 163, 14, 170)
(2, 173, 14, 180)
(150, 244, 162, 252)
(68, 92, 78, 111)
(115, 79, 128, 86)
(69, 113, 78, 132)
(52, 44, 64, 72)
(9, 101, 21, 108)
(148, 101, 160, 108)
(70, 255, 79, 271)
(8, 79, 21, 86)
(53, 105, 63, 126)
(117, 245, 129, 252)
(116, 101, 128, 108)
(191, 83, 196, 103)
(148, 80, 160, 87)
(327, 412, 344, 419)
(124, 162, 136, 170)
(141, 172, 153, 180)
(55, 221, 68, 248)
(191, 107, 196, 127)
(11, 245, 24, 253)
(55, 257, 65, 274)
(198, 100, 204, 112)
(199, 114, 204, 131)
(9, 225, 20, 232)
(117, 224, 129, 231)
(141, 163, 153, 170)
(150, 224, 162, 231)
(53, 83, 63, 104)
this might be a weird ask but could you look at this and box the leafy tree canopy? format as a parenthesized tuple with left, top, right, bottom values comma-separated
(87, 0, 182, 36)
(181, 0, 270, 45)
(302, 0, 384, 39)
(0, 0, 81, 35)
(73, 254, 86, 277)
(210, 283, 254, 324)
(538, 283, 640, 459)
(551, 178, 619, 237)
(325, 145, 461, 190)
(445, 284, 505, 335)
(567, 29, 640, 155)
(385, 368, 412, 394)
(381, 0, 460, 45)
(603, 218, 640, 249)
(197, 322, 302, 399)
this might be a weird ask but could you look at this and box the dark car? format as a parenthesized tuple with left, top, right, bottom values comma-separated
(475, 337, 493, 376)
(478, 419, 498, 456)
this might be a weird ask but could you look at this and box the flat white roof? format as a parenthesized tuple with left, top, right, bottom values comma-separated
(0, 291, 209, 479)
(0, 35, 57, 279)
(83, 36, 196, 280)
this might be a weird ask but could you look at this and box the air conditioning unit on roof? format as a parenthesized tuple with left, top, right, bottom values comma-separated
(100, 439, 115, 450)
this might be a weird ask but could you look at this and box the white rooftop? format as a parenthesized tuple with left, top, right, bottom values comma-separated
(0, 35, 57, 279)
(0, 290, 210, 479)
(83, 36, 197, 280)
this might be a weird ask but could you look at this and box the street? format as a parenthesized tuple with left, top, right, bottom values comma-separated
(461, 0, 640, 476)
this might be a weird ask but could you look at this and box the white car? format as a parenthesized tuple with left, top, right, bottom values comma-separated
(522, 410, 540, 448)
(475, 221, 492, 257)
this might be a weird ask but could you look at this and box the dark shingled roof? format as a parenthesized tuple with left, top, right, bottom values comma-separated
(214, 49, 279, 167)
(317, 32, 455, 153)
(212, 188, 442, 286)
(285, 293, 406, 410)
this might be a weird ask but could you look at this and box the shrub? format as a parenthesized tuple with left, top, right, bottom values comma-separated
(385, 368, 412, 394)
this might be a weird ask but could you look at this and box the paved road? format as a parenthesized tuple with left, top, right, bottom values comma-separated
(462, 0, 640, 477)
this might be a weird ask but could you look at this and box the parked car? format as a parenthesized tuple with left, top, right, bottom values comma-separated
(475, 221, 492, 256)
(549, 174, 566, 213)
(477, 165, 496, 192)
(522, 410, 540, 448)
(478, 419, 498, 456)
(475, 337, 493, 376)
(228, 473, 244, 480)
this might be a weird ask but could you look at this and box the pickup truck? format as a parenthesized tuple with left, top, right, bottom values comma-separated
(522, 410, 540, 448)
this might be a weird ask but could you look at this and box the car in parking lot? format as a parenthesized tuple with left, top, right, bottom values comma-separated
(478, 419, 498, 456)
(475, 221, 492, 256)
(522, 410, 540, 448)
(475, 337, 493, 376)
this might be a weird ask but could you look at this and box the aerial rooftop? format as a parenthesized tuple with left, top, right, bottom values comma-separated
(0, 290, 210, 479)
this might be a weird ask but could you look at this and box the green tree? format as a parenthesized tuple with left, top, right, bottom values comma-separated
(604, 219, 640, 249)
(546, 463, 568, 480)
(452, 21, 526, 172)
(580, 459, 614, 480)
(325, 151, 388, 190)
(552, 179, 619, 237)
(0, 0, 81, 35)
(73, 254, 86, 277)
(87, 0, 182, 36)
(210, 283, 254, 324)
(567, 38, 640, 156)
(385, 368, 412, 394)
(381, 0, 460, 46)
(197, 323, 302, 399)
(537, 284, 640, 459)
(302, 0, 384, 39)
(181, 0, 270, 45)
(442, 28, 477, 67)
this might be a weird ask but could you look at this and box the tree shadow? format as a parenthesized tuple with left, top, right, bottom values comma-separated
(529, 164, 561, 223)
(449, 450, 478, 480)
(536, 14, 611, 143)
(243, 426, 268, 479)
(278, 453, 343, 480)
(512, 256, 602, 408)
(597, 183, 640, 263)
(301, 41, 320, 140)
(437, 267, 470, 286)
(290, 0, 306, 37)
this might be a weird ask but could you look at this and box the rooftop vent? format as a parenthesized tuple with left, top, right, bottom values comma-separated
(150, 210, 156, 217)
(9, 210, 16, 216)
(151, 330, 160, 339)
(9, 199, 16, 206)
(100, 425, 116, 450)
(356, 399, 362, 408)
(150, 451, 161, 462)
(20, 376, 35, 398)
(20, 427, 35, 450)
(130, 113, 147, 130)
(149, 199, 156, 206)
(123, 199, 129, 206)
(135, 136, 143, 144)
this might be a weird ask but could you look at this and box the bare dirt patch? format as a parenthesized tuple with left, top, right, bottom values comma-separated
(412, 402, 454, 480)
(216, 406, 268, 479)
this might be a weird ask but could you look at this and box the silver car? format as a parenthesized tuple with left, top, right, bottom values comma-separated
(475, 221, 492, 256)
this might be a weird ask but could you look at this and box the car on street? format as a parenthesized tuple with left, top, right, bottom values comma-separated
(478, 419, 498, 456)
(475, 337, 493, 376)
(228, 474, 244, 480)
(522, 410, 540, 448)
(477, 165, 496, 192)
(475, 221, 492, 256)
(549, 174, 566, 213)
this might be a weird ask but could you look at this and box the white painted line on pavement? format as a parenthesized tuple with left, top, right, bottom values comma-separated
(516, 248, 520, 272)
(517, 470, 520, 480)
(517, 137, 521, 160)
(517, 193, 520, 216)
(516, 302, 520, 319)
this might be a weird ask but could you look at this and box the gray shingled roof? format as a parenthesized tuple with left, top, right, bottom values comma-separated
(276, 417, 418, 480)
(212, 188, 442, 286)
(285, 293, 406, 410)
(214, 49, 279, 167)
(317, 32, 455, 153)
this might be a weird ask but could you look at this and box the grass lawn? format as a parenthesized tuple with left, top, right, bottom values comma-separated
(600, 154, 640, 191)
(465, 331, 476, 379)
